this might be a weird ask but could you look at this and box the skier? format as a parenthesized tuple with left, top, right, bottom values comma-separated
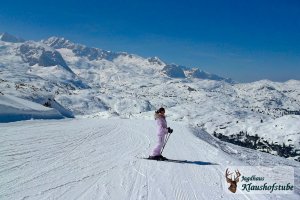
(149, 107, 172, 160)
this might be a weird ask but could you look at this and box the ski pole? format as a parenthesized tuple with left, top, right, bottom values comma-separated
(160, 133, 171, 154)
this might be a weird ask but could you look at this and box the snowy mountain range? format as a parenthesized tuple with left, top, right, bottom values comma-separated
(0, 32, 299, 162)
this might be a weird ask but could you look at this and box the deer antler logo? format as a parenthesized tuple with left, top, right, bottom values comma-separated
(225, 168, 241, 193)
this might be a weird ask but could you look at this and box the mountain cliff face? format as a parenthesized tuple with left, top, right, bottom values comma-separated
(161, 64, 186, 78)
(18, 41, 72, 72)
(1, 33, 299, 161)
(186, 68, 234, 83)
(0, 32, 25, 43)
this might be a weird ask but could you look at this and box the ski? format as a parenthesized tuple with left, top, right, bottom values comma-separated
(140, 157, 188, 163)
(138, 157, 218, 165)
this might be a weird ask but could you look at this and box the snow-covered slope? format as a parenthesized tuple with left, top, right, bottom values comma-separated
(0, 39, 87, 119)
(0, 118, 299, 199)
(0, 94, 64, 122)
(1, 33, 300, 161)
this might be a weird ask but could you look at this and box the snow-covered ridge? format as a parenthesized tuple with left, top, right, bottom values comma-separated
(0, 32, 25, 43)
(0, 94, 65, 122)
(42, 36, 233, 82)
(43, 36, 129, 61)
(18, 41, 73, 72)
(162, 64, 186, 78)
(186, 68, 235, 83)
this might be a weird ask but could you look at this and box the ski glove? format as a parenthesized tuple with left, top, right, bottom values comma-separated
(167, 127, 173, 133)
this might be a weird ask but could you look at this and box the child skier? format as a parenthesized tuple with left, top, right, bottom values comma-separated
(149, 107, 172, 160)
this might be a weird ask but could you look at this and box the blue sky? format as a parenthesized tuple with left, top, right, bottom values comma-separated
(0, 0, 299, 82)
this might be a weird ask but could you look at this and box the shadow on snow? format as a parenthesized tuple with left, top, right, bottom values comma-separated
(141, 157, 218, 165)
(163, 159, 218, 165)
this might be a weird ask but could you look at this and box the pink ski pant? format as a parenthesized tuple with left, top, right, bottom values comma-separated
(151, 135, 166, 156)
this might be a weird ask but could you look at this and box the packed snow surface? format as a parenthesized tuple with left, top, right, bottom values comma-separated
(1, 118, 299, 200)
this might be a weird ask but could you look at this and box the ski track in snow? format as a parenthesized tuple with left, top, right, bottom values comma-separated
(0, 118, 299, 200)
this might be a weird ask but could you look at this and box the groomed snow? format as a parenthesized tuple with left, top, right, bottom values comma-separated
(0, 118, 299, 199)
